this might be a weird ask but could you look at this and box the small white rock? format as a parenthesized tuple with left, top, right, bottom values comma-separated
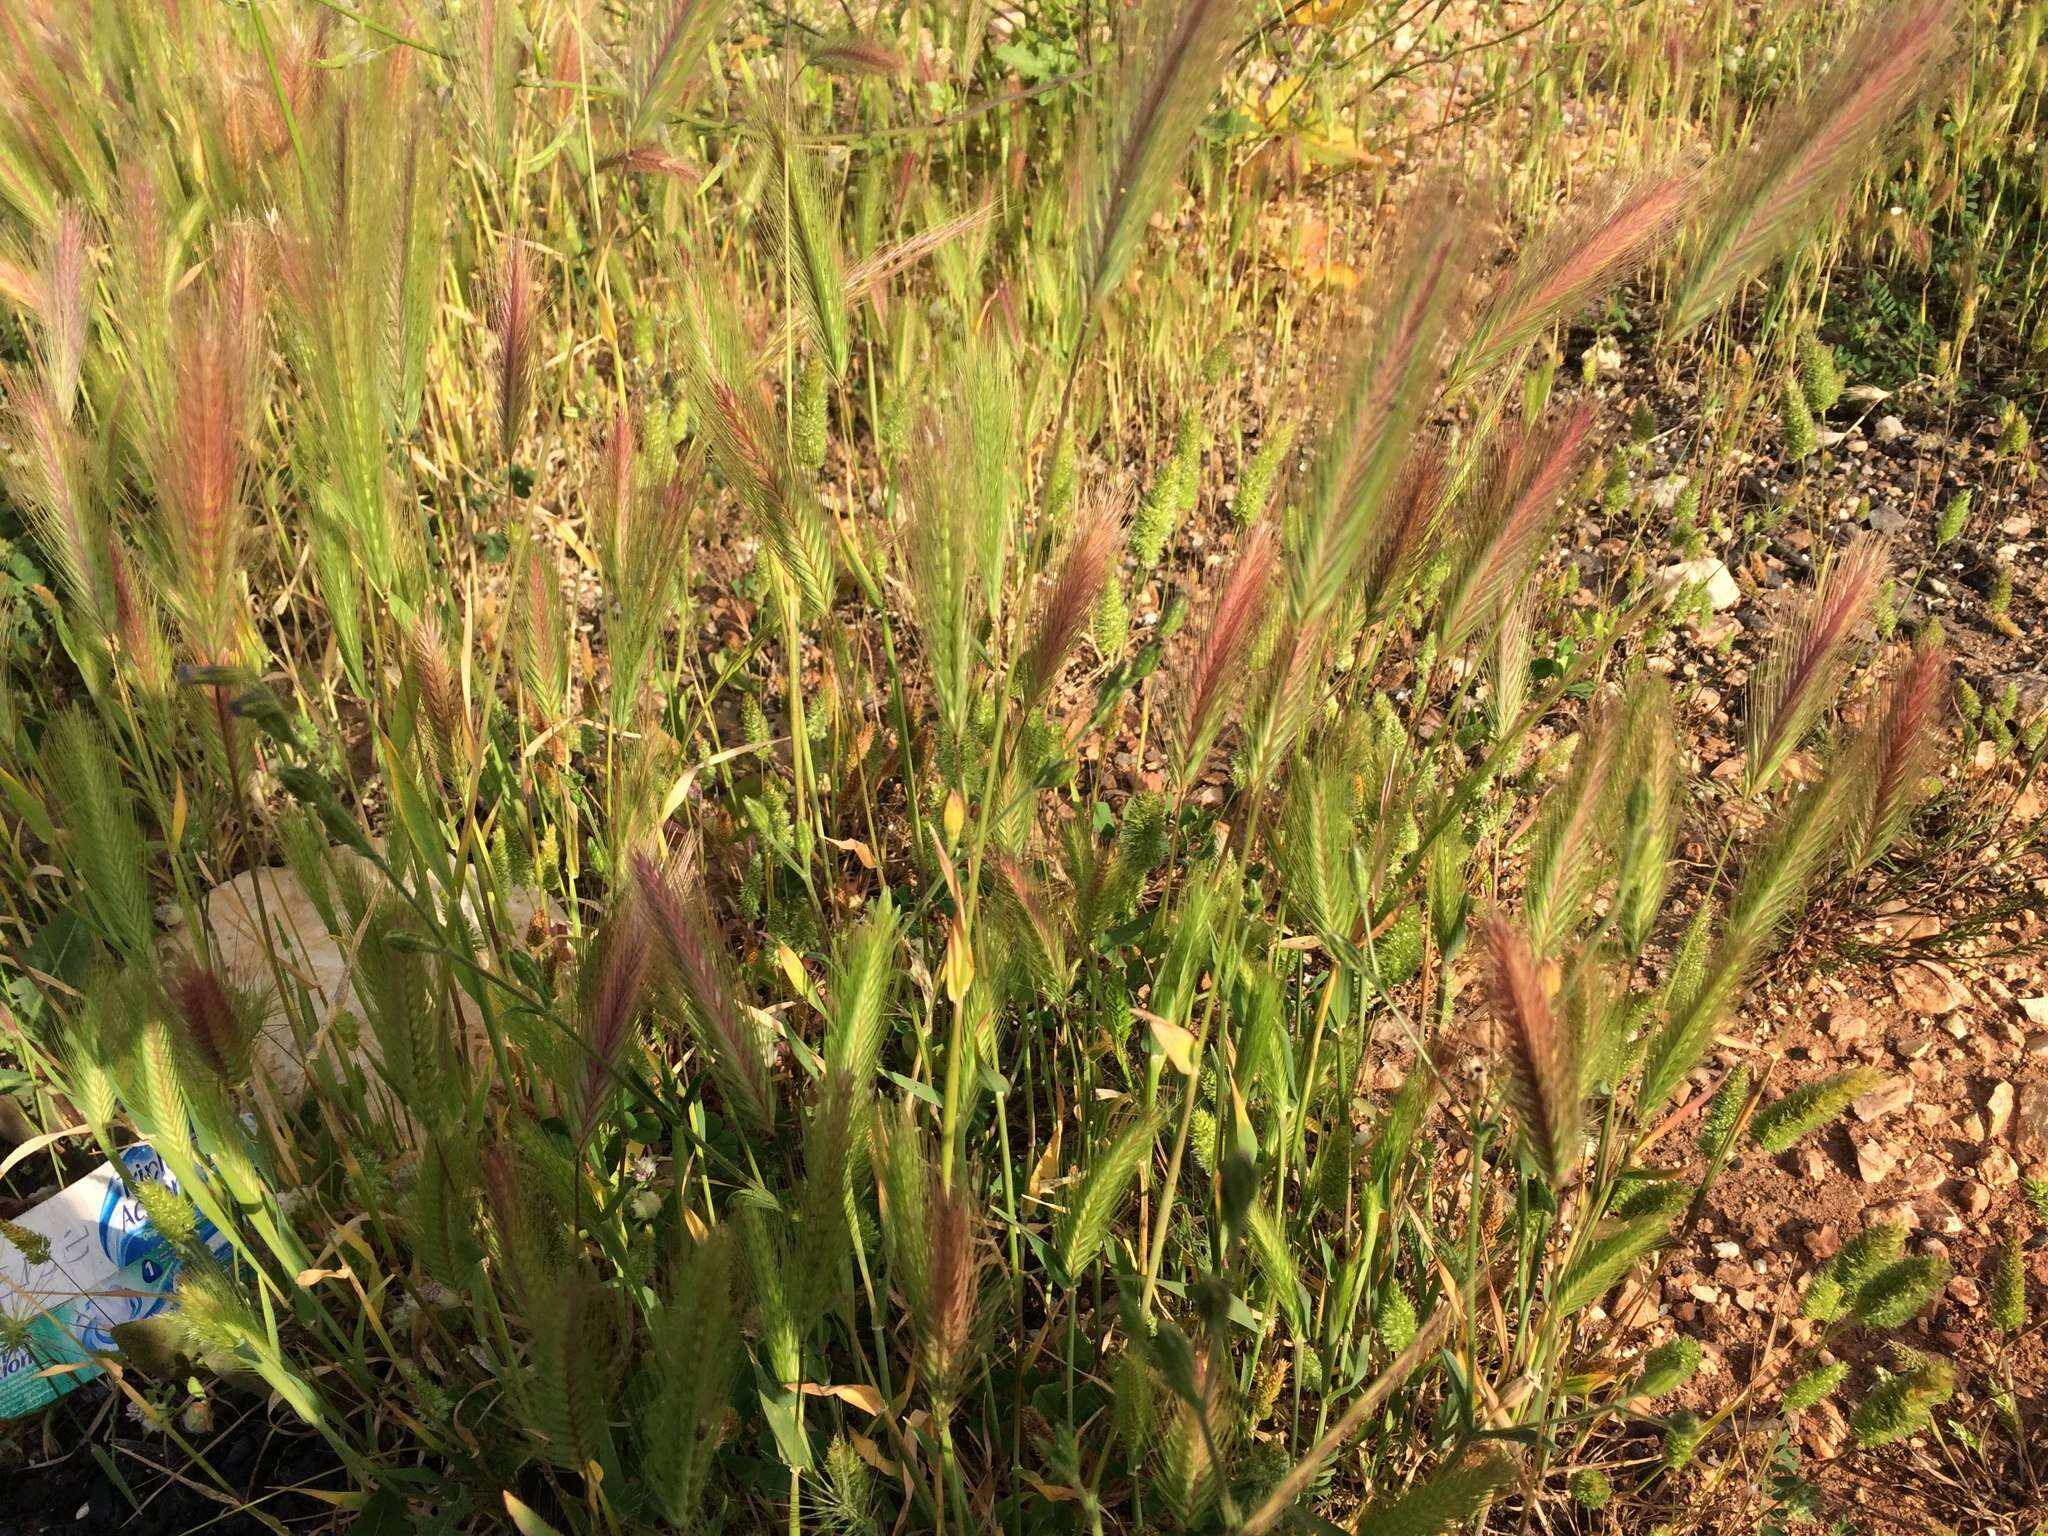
(1649, 474, 1691, 511)
(1657, 557, 1741, 612)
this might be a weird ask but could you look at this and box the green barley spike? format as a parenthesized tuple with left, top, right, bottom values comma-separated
(1569, 1468, 1612, 1510)
(1168, 408, 1203, 515)
(46, 711, 155, 961)
(1366, 1064, 1432, 1188)
(1350, 1452, 1518, 1536)
(1750, 1067, 1882, 1154)
(1988, 564, 2013, 617)
(1698, 1064, 1751, 1161)
(1780, 376, 1817, 460)
(1314, 1123, 1354, 1215)
(1379, 1282, 1418, 1354)
(1235, 423, 1294, 526)
(1189, 1104, 1218, 1175)
(737, 1201, 800, 1386)
(1798, 331, 1843, 415)
(1850, 1358, 1954, 1447)
(1662, 1409, 1706, 1470)
(1110, 1347, 1156, 1459)
(2023, 1175, 2048, 1225)
(1056, 1109, 1158, 1283)
(1553, 1209, 1675, 1315)
(794, 353, 829, 471)
(879, 387, 911, 465)
(1131, 476, 1175, 569)
(640, 1229, 737, 1527)
(1991, 1229, 2026, 1333)
(1093, 576, 1129, 658)
(1632, 1335, 1703, 1398)
(1781, 1358, 1848, 1411)
(1874, 576, 1898, 640)
(0, 1217, 50, 1266)
(1934, 490, 1971, 549)
(789, 1073, 858, 1330)
(1373, 904, 1424, 987)
(1046, 431, 1077, 534)
(1101, 790, 1168, 921)
(1806, 1220, 1906, 1320)
(1997, 401, 2030, 456)
(1851, 1255, 1949, 1328)
(1247, 1201, 1304, 1333)
(818, 1434, 875, 1534)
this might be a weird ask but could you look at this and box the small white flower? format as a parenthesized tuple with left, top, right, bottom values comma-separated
(630, 1189, 662, 1222)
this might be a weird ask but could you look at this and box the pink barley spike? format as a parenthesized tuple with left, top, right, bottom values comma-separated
(1855, 640, 1948, 869)
(1747, 536, 1888, 793)
(1180, 522, 1278, 779)
(578, 903, 652, 1132)
(494, 237, 538, 461)
(1478, 914, 1579, 1187)
(1020, 507, 1115, 714)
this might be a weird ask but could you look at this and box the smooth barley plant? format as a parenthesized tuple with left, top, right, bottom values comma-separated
(0, 0, 2025, 1532)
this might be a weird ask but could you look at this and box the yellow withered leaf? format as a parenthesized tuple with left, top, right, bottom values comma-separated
(1023, 1473, 1085, 1504)
(942, 918, 975, 1003)
(942, 789, 966, 844)
(1286, 0, 1366, 24)
(1297, 260, 1360, 290)
(824, 833, 878, 869)
(1142, 1010, 1198, 1075)
(849, 1431, 898, 1476)
(797, 1381, 887, 1416)
(504, 1492, 568, 1536)
(1026, 1118, 1064, 1201)
(775, 942, 809, 998)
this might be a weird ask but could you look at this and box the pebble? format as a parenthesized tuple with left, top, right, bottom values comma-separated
(1657, 556, 1742, 612)
(1853, 1080, 1913, 1122)
(1899, 1154, 1945, 1195)
(2017, 1081, 2048, 1163)
(1825, 1010, 1870, 1043)
(1987, 1081, 2015, 1141)
(1866, 1199, 1921, 1229)
(1855, 1139, 1897, 1184)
